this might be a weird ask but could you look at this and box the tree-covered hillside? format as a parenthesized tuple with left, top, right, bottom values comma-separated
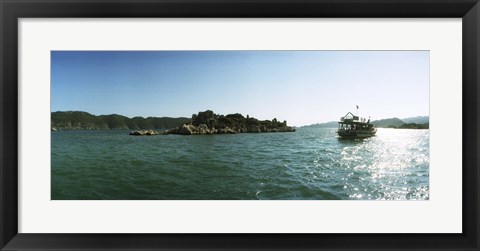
(51, 111, 190, 130)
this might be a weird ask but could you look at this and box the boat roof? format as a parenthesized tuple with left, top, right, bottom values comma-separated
(338, 120, 369, 124)
(339, 112, 370, 124)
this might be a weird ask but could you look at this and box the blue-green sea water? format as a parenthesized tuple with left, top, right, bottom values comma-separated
(51, 128, 429, 200)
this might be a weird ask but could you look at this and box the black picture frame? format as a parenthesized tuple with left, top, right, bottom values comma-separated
(1, 0, 479, 250)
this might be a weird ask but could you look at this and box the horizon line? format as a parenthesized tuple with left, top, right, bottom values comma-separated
(51, 110, 430, 127)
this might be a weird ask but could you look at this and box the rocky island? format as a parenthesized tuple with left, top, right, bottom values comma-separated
(165, 110, 295, 135)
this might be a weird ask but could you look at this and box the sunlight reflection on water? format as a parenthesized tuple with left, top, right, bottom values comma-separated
(335, 128, 429, 200)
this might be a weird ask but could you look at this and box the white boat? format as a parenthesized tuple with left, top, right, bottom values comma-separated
(337, 112, 376, 139)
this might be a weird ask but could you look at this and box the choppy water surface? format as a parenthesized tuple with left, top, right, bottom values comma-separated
(51, 128, 429, 200)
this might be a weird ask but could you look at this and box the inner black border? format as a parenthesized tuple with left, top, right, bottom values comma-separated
(1, 0, 479, 250)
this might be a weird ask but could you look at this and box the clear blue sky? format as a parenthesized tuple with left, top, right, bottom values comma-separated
(51, 51, 429, 126)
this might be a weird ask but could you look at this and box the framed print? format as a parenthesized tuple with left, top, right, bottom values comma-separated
(1, 0, 479, 250)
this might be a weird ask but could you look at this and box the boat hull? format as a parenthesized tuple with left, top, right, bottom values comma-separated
(337, 129, 376, 139)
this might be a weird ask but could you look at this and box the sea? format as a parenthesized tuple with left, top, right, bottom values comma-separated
(51, 128, 429, 200)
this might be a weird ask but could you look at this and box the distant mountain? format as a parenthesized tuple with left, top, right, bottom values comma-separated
(51, 111, 190, 130)
(301, 121, 338, 128)
(371, 118, 405, 128)
(398, 123, 429, 129)
(302, 118, 404, 128)
(402, 116, 429, 124)
(302, 115, 429, 129)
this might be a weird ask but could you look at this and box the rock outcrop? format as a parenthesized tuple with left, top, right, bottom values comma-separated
(165, 110, 295, 135)
(129, 130, 159, 136)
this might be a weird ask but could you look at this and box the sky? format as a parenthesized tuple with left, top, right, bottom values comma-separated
(51, 51, 429, 127)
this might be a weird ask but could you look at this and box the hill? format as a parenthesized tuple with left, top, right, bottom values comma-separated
(293, 115, 430, 129)
(371, 118, 405, 128)
(51, 111, 190, 130)
(398, 123, 429, 129)
(402, 116, 429, 124)
(301, 121, 338, 128)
